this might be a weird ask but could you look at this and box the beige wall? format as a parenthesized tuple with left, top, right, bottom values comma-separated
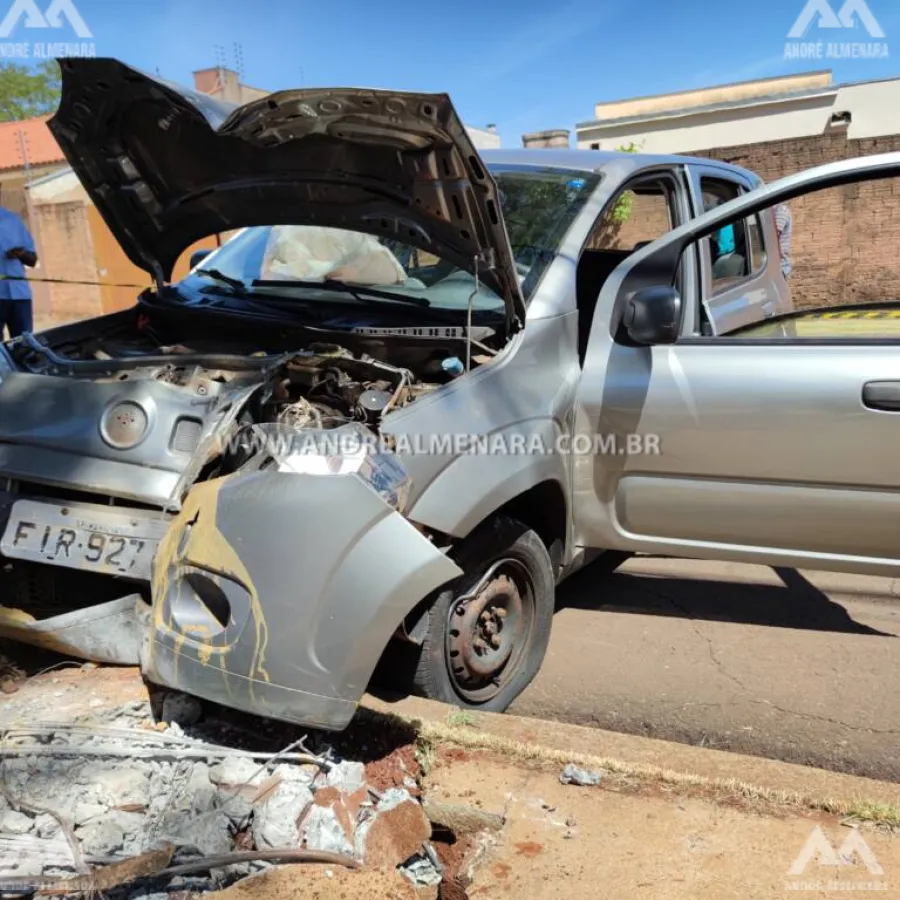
(591, 71, 832, 122)
(31, 200, 103, 329)
(577, 78, 900, 154)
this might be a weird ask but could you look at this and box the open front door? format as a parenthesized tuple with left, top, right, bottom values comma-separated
(573, 151, 900, 576)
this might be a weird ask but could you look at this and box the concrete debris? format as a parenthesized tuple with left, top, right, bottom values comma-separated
(34, 813, 61, 839)
(0, 687, 492, 897)
(399, 845, 444, 887)
(82, 765, 151, 807)
(75, 819, 125, 856)
(559, 763, 603, 786)
(73, 801, 107, 826)
(171, 809, 234, 857)
(303, 804, 356, 857)
(252, 776, 314, 850)
(421, 800, 505, 834)
(0, 809, 34, 834)
(321, 760, 366, 794)
(354, 788, 431, 868)
(209, 757, 267, 787)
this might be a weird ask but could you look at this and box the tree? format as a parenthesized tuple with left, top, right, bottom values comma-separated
(0, 60, 61, 122)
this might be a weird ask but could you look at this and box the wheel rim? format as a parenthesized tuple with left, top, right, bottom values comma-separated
(445, 558, 535, 704)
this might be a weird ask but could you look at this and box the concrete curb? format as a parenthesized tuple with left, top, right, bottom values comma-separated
(362, 693, 900, 808)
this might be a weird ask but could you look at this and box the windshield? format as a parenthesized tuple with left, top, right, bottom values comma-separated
(174, 166, 599, 313)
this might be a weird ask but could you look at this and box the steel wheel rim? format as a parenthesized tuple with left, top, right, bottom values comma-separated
(445, 557, 535, 704)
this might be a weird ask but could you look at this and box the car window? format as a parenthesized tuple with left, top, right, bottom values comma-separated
(700, 178, 767, 291)
(587, 180, 673, 251)
(668, 173, 900, 343)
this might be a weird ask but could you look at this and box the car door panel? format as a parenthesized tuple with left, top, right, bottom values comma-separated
(574, 150, 900, 576)
(686, 165, 789, 335)
(575, 340, 900, 571)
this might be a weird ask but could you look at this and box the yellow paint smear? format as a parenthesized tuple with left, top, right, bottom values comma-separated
(152, 476, 271, 685)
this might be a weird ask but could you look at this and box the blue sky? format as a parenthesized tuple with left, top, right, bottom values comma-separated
(12, 0, 900, 141)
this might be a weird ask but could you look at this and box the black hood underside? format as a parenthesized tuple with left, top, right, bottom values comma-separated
(48, 58, 525, 329)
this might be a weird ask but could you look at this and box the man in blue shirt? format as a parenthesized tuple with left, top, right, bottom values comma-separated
(0, 203, 38, 339)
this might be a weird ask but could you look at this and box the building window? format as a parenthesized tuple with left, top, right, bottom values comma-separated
(590, 142, 600, 150)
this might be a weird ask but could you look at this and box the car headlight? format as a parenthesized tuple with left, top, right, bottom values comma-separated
(243, 421, 411, 512)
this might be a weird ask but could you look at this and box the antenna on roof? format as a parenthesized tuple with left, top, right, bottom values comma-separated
(233, 42, 244, 80)
(213, 44, 226, 94)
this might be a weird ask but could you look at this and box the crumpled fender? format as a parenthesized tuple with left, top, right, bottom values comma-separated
(404, 418, 570, 538)
(143, 470, 462, 728)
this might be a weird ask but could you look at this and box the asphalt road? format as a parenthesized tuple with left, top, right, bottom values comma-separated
(510, 555, 900, 782)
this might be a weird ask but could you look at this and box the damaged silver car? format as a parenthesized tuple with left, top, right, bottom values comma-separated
(0, 57, 808, 728)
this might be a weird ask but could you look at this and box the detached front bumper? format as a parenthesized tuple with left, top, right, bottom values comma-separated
(141, 470, 462, 731)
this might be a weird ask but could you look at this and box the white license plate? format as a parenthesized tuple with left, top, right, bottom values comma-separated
(1, 499, 169, 580)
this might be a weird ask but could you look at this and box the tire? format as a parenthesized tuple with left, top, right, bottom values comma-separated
(411, 515, 555, 712)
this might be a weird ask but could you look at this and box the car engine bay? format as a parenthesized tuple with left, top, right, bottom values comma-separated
(2, 304, 494, 505)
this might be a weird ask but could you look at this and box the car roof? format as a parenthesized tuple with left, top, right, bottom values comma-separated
(479, 147, 759, 184)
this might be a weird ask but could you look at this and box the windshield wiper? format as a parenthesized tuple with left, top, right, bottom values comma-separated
(250, 278, 430, 308)
(197, 268, 248, 295)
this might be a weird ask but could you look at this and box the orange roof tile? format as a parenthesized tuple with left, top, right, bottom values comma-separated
(0, 116, 65, 172)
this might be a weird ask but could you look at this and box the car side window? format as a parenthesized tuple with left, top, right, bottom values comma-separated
(587, 180, 674, 251)
(700, 178, 767, 291)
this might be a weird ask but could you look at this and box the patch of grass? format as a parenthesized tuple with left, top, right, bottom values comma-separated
(415, 734, 437, 776)
(843, 801, 900, 830)
(446, 708, 479, 729)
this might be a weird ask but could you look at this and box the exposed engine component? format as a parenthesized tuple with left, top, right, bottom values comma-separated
(260, 344, 413, 434)
(357, 388, 393, 421)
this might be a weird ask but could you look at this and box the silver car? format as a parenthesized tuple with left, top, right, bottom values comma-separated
(11, 57, 884, 731)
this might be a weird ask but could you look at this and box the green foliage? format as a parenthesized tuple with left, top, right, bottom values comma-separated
(415, 735, 437, 775)
(446, 708, 479, 728)
(0, 60, 61, 122)
(609, 141, 642, 224)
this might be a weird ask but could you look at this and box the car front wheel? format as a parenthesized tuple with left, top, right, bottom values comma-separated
(411, 515, 555, 712)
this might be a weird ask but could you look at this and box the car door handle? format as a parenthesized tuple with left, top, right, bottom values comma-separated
(862, 381, 900, 411)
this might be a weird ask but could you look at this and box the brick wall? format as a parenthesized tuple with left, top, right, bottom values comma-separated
(610, 192, 672, 250)
(690, 132, 900, 308)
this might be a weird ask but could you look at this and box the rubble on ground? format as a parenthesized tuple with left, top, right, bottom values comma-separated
(0, 683, 486, 899)
(559, 763, 604, 786)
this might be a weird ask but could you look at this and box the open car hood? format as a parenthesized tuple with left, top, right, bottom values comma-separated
(48, 58, 525, 329)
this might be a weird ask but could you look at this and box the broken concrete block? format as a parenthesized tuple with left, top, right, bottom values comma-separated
(0, 810, 33, 835)
(302, 804, 355, 857)
(208, 758, 265, 787)
(188, 811, 233, 857)
(76, 819, 125, 856)
(399, 850, 444, 887)
(34, 813, 61, 839)
(73, 801, 107, 826)
(322, 760, 366, 794)
(252, 777, 314, 850)
(559, 763, 603, 786)
(187, 763, 217, 814)
(307, 786, 368, 848)
(90, 767, 151, 807)
(105, 810, 147, 847)
(355, 788, 431, 868)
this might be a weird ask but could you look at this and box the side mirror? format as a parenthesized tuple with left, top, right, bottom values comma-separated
(190, 248, 213, 270)
(623, 285, 682, 344)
